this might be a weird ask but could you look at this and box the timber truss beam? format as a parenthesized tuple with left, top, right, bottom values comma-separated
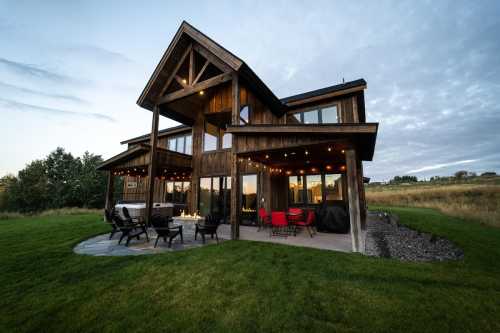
(158, 43, 232, 105)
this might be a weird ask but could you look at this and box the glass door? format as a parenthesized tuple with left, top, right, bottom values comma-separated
(198, 176, 231, 223)
(241, 174, 257, 225)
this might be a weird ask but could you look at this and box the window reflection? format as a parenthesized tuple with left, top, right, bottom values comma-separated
(241, 174, 257, 225)
(306, 175, 323, 203)
(322, 105, 339, 123)
(222, 132, 232, 149)
(303, 110, 319, 124)
(240, 105, 250, 125)
(288, 176, 304, 204)
(204, 122, 218, 151)
(325, 174, 343, 201)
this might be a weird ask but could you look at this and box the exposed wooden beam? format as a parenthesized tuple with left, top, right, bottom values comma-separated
(230, 73, 240, 240)
(104, 171, 114, 213)
(159, 44, 192, 97)
(188, 49, 194, 85)
(226, 124, 378, 135)
(345, 148, 364, 253)
(158, 72, 232, 105)
(192, 59, 209, 85)
(175, 75, 188, 88)
(145, 105, 160, 225)
(192, 44, 232, 73)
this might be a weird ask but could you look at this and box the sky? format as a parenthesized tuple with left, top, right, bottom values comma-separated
(1, 0, 499, 181)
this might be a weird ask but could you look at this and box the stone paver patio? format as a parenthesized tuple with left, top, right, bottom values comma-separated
(74, 223, 353, 256)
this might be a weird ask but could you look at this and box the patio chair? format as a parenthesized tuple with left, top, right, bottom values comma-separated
(287, 208, 304, 236)
(104, 208, 119, 240)
(122, 206, 143, 224)
(150, 215, 183, 248)
(111, 210, 149, 246)
(295, 210, 316, 237)
(271, 211, 288, 237)
(258, 208, 271, 232)
(195, 214, 220, 244)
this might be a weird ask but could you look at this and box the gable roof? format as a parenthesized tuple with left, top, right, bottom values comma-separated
(280, 79, 367, 105)
(137, 21, 284, 115)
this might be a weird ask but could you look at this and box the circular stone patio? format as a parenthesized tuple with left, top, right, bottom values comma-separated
(74, 229, 227, 256)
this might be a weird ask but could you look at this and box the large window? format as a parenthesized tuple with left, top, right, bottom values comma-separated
(167, 133, 192, 155)
(291, 104, 340, 124)
(164, 181, 190, 204)
(306, 175, 323, 204)
(288, 176, 304, 204)
(288, 173, 344, 205)
(325, 174, 343, 201)
(198, 176, 231, 223)
(241, 174, 257, 225)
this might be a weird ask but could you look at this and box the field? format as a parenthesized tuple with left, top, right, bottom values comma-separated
(1, 208, 500, 332)
(366, 177, 500, 227)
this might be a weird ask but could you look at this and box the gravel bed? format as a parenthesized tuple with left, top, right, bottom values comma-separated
(365, 212, 464, 262)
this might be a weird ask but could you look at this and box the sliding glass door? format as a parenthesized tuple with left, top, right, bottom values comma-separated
(198, 176, 231, 223)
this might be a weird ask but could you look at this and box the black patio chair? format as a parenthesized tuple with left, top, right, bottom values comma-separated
(122, 206, 143, 224)
(195, 214, 220, 244)
(112, 210, 149, 246)
(104, 208, 120, 240)
(150, 215, 183, 248)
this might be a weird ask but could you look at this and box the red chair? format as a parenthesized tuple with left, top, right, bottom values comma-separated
(271, 211, 288, 237)
(258, 208, 271, 232)
(295, 210, 315, 237)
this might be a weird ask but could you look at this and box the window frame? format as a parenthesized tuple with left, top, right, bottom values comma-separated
(289, 101, 341, 125)
(287, 171, 345, 206)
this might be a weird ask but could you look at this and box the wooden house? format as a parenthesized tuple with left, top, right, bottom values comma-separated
(97, 21, 378, 252)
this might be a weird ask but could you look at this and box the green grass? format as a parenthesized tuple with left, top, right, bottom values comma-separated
(1, 208, 500, 332)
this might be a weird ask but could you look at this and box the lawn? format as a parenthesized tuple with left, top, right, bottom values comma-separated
(1, 208, 499, 332)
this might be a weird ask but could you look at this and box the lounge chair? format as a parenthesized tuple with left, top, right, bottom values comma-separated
(112, 210, 149, 246)
(195, 214, 220, 244)
(150, 215, 183, 248)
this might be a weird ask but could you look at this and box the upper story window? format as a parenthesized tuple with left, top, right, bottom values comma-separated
(204, 122, 232, 152)
(167, 133, 192, 155)
(291, 103, 340, 124)
(204, 122, 218, 152)
(240, 105, 250, 125)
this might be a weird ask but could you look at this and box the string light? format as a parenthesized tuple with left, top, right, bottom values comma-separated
(326, 165, 332, 170)
(265, 154, 269, 159)
(341, 149, 345, 154)
(340, 165, 346, 171)
(284, 153, 287, 157)
(305, 150, 309, 155)
(182, 78, 187, 84)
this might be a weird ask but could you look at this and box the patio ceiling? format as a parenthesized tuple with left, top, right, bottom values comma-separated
(97, 144, 192, 178)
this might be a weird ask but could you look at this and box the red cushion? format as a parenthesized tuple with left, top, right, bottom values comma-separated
(271, 211, 287, 226)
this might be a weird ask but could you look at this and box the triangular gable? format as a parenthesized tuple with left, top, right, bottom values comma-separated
(137, 21, 244, 111)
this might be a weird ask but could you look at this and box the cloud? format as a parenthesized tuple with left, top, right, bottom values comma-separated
(0, 98, 114, 122)
(0, 81, 88, 105)
(0, 57, 78, 84)
(406, 159, 479, 174)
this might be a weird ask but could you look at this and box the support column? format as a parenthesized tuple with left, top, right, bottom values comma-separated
(104, 171, 114, 214)
(145, 105, 160, 225)
(345, 148, 364, 253)
(230, 72, 240, 240)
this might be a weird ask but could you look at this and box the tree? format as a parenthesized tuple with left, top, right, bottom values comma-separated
(8, 160, 49, 213)
(45, 147, 82, 208)
(389, 175, 418, 184)
(454, 170, 468, 179)
(77, 152, 107, 208)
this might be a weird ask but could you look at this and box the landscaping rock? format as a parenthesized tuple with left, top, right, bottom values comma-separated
(365, 212, 464, 262)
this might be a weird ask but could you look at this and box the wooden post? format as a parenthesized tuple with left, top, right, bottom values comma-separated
(145, 105, 160, 225)
(345, 148, 364, 253)
(104, 171, 114, 214)
(230, 72, 240, 240)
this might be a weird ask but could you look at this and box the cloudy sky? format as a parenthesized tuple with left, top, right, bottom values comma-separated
(1, 0, 499, 181)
